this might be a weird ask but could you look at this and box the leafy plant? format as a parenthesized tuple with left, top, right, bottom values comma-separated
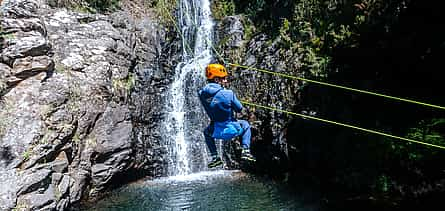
(211, 0, 235, 20)
(242, 17, 255, 41)
(22, 147, 33, 161)
(388, 119, 445, 162)
(278, 18, 292, 48)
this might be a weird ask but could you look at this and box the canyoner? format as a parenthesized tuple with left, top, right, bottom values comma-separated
(198, 63, 256, 168)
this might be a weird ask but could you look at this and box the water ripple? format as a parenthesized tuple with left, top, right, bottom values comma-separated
(84, 171, 322, 211)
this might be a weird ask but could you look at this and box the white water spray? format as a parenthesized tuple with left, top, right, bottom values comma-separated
(164, 0, 215, 176)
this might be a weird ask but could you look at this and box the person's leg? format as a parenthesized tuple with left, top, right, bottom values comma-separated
(237, 120, 251, 149)
(237, 120, 255, 162)
(204, 124, 217, 157)
(204, 123, 223, 168)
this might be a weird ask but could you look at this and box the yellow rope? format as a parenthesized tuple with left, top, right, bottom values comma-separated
(160, 0, 208, 71)
(160, 0, 195, 58)
(241, 100, 445, 150)
(230, 63, 445, 110)
(159, 0, 445, 150)
(165, 2, 444, 111)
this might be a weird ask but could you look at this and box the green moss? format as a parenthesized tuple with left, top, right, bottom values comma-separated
(155, 0, 178, 26)
(111, 73, 136, 101)
(54, 63, 66, 73)
(72, 132, 81, 143)
(12, 202, 28, 211)
(72, 4, 96, 13)
(67, 81, 82, 112)
(112, 73, 135, 93)
(1, 25, 16, 40)
(22, 147, 33, 161)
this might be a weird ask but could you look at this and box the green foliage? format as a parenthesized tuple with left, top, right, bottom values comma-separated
(22, 147, 33, 161)
(229, 0, 408, 79)
(278, 18, 292, 48)
(112, 73, 135, 101)
(67, 0, 121, 13)
(232, 0, 267, 28)
(353, 0, 391, 25)
(228, 0, 361, 79)
(114, 73, 135, 92)
(211, 0, 235, 20)
(85, 0, 120, 12)
(276, 18, 332, 78)
(0, 33, 15, 40)
(236, 0, 265, 17)
(242, 18, 255, 41)
(72, 132, 81, 143)
(218, 0, 443, 199)
(54, 63, 66, 73)
(289, 1, 359, 77)
(390, 118, 445, 161)
(155, 0, 178, 26)
(376, 174, 390, 193)
(12, 202, 28, 211)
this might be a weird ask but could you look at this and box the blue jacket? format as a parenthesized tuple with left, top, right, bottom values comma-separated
(198, 83, 243, 140)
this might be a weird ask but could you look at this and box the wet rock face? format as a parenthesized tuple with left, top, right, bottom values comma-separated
(0, 0, 176, 210)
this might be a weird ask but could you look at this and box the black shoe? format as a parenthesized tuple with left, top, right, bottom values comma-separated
(208, 157, 223, 168)
(241, 149, 256, 162)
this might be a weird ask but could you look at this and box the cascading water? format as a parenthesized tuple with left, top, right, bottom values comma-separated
(164, 0, 215, 176)
(83, 2, 326, 210)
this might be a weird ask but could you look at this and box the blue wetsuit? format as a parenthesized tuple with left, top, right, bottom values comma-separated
(198, 83, 251, 157)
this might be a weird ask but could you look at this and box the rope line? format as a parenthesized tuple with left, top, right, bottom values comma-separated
(207, 39, 228, 65)
(162, 0, 229, 65)
(241, 100, 445, 149)
(160, 0, 210, 71)
(165, 1, 444, 111)
(159, 1, 445, 150)
(230, 63, 445, 110)
(160, 0, 195, 58)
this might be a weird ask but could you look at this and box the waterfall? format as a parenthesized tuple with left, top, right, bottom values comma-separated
(164, 0, 214, 176)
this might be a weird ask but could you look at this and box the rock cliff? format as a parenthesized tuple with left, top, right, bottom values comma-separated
(0, 0, 178, 209)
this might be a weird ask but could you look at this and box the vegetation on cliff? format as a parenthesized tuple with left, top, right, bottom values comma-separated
(213, 0, 445, 208)
(47, 0, 120, 12)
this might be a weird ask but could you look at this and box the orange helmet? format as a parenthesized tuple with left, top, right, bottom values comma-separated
(205, 64, 228, 80)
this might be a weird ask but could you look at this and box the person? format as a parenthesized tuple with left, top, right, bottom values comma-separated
(198, 63, 256, 168)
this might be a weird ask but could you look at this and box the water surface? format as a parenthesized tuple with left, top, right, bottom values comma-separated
(84, 170, 323, 211)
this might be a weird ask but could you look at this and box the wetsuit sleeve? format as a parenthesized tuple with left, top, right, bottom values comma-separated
(231, 91, 243, 113)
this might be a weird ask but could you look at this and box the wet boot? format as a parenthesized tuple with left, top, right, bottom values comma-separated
(241, 148, 256, 162)
(208, 156, 223, 168)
